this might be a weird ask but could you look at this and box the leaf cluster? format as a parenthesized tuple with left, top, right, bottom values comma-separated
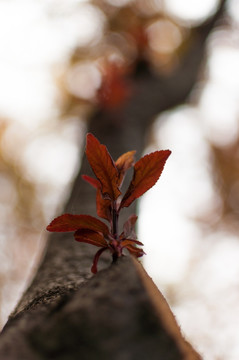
(47, 133, 171, 273)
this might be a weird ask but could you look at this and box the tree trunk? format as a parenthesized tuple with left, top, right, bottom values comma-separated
(0, 256, 200, 360)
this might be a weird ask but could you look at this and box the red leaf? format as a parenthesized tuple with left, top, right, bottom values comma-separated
(82, 174, 111, 221)
(82, 174, 100, 189)
(96, 190, 111, 221)
(115, 150, 136, 186)
(46, 214, 109, 235)
(74, 229, 108, 247)
(97, 62, 131, 110)
(86, 133, 121, 200)
(124, 244, 145, 257)
(120, 150, 171, 208)
(121, 214, 138, 239)
(121, 239, 144, 247)
(91, 247, 108, 274)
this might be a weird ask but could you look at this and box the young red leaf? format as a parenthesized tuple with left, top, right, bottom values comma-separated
(86, 133, 121, 200)
(46, 133, 171, 274)
(46, 214, 109, 235)
(96, 190, 111, 221)
(74, 229, 108, 247)
(121, 239, 144, 247)
(124, 244, 145, 257)
(82, 174, 111, 221)
(115, 150, 136, 186)
(121, 214, 138, 239)
(120, 150, 171, 208)
(91, 247, 108, 274)
(82, 174, 100, 190)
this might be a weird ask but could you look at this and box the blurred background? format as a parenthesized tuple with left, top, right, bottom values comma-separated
(0, 0, 239, 359)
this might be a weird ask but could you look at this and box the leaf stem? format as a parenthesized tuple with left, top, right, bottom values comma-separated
(112, 201, 119, 239)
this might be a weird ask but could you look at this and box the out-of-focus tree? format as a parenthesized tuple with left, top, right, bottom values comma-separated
(0, 0, 231, 358)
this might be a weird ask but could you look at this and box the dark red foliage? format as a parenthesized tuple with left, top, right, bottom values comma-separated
(47, 133, 171, 273)
(97, 62, 131, 110)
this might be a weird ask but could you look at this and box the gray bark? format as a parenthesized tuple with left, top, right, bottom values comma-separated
(0, 256, 201, 359)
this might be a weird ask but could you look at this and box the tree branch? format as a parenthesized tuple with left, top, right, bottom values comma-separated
(0, 257, 201, 359)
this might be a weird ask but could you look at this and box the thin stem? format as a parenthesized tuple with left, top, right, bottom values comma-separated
(112, 201, 119, 239)
(111, 201, 122, 260)
(112, 252, 118, 263)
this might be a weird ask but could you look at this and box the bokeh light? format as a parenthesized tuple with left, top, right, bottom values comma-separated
(164, 0, 221, 26)
(66, 62, 102, 100)
(146, 19, 182, 54)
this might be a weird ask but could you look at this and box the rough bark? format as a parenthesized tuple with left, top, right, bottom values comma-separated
(0, 257, 201, 360)
(0, 3, 225, 358)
